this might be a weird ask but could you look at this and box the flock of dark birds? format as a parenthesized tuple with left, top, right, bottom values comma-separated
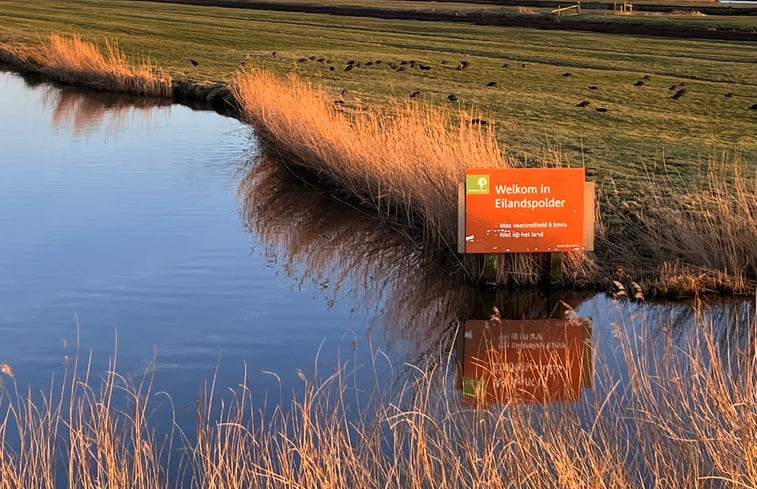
(189, 52, 757, 113)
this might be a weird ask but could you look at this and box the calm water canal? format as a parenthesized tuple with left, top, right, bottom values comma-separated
(0, 69, 754, 437)
(0, 71, 398, 423)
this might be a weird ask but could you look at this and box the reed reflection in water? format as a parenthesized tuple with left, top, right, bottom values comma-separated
(238, 153, 467, 358)
(36, 78, 170, 138)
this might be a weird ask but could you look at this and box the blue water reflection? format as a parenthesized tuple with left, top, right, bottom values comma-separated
(0, 72, 384, 433)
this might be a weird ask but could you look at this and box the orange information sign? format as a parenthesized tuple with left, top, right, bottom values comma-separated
(461, 318, 590, 405)
(464, 168, 585, 253)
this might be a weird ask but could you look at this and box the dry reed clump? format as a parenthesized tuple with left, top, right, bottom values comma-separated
(0, 306, 755, 488)
(597, 159, 757, 296)
(232, 69, 595, 286)
(0, 42, 41, 71)
(32, 34, 171, 97)
(0, 352, 171, 489)
(183, 304, 757, 488)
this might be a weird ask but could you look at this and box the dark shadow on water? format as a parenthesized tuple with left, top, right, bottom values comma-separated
(238, 154, 596, 359)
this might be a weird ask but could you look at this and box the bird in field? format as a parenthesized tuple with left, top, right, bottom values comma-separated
(724, 92, 733, 97)
(448, 94, 458, 102)
(521, 63, 527, 68)
(329, 66, 335, 71)
(272, 51, 277, 57)
(502, 63, 509, 68)
(189, 59, 199, 66)
(562, 72, 571, 77)
(642, 74, 650, 80)
(409, 90, 421, 98)
(396, 66, 406, 72)
(486, 81, 497, 87)
(457, 60, 470, 70)
(749, 103, 757, 110)
(298, 57, 307, 63)
(671, 89, 686, 100)
(633, 80, 644, 86)
(595, 107, 608, 112)
(344, 65, 354, 72)
(588, 85, 598, 90)
(309, 56, 316, 61)
(576, 101, 590, 107)
(419, 64, 431, 70)
(668, 84, 677, 90)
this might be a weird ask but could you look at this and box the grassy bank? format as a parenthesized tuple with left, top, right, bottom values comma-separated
(0, 0, 755, 185)
(0, 34, 171, 97)
(233, 68, 756, 293)
(1, 306, 755, 488)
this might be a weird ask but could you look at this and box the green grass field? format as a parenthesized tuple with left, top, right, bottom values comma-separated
(1, 0, 755, 185)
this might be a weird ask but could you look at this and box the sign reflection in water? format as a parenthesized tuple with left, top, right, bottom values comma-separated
(461, 317, 592, 405)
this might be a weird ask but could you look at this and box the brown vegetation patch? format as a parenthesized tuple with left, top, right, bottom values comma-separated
(1, 35, 171, 97)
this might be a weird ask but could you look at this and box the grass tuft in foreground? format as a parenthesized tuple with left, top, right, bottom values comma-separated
(1, 306, 755, 488)
(0, 351, 169, 489)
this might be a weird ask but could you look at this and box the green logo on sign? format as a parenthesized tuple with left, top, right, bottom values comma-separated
(466, 174, 490, 194)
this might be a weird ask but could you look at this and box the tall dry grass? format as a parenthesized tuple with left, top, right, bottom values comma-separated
(6, 34, 172, 97)
(0, 304, 754, 488)
(0, 346, 171, 489)
(193, 303, 755, 489)
(233, 68, 504, 247)
(598, 159, 757, 296)
(232, 69, 594, 286)
(233, 68, 754, 294)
